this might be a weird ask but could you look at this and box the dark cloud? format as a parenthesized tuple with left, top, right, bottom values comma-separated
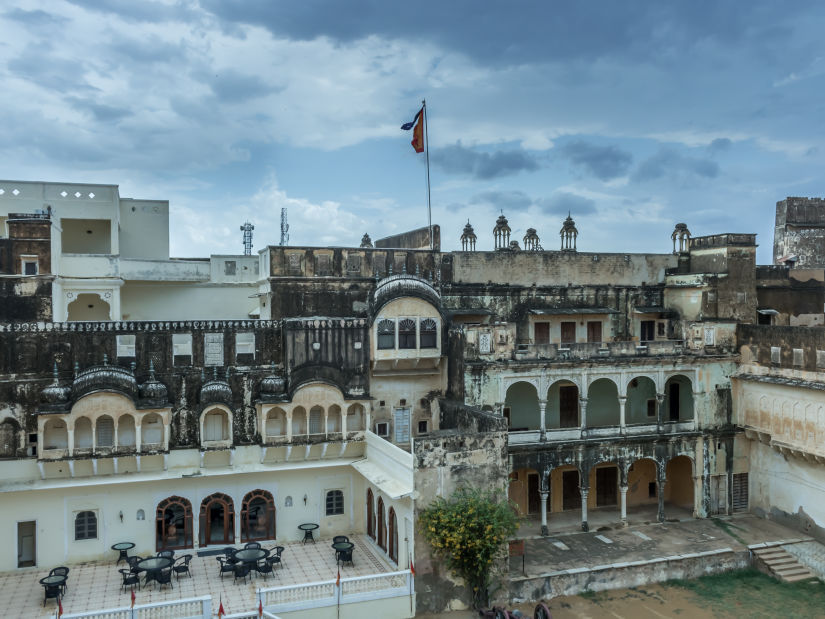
(200, 1, 808, 67)
(3, 8, 68, 27)
(632, 148, 720, 182)
(432, 143, 540, 179)
(560, 141, 633, 180)
(109, 37, 188, 65)
(65, 97, 132, 123)
(209, 70, 278, 103)
(64, 0, 197, 24)
(470, 190, 532, 211)
(708, 138, 732, 153)
(536, 192, 597, 216)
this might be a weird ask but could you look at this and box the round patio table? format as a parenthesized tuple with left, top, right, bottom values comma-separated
(111, 542, 135, 565)
(232, 547, 268, 565)
(39, 575, 67, 586)
(332, 542, 354, 566)
(136, 556, 172, 585)
(299, 523, 319, 544)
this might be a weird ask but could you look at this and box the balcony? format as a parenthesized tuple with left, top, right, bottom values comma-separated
(507, 419, 697, 445)
(59, 254, 119, 278)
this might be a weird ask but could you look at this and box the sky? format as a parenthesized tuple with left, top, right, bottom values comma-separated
(2, 1, 825, 262)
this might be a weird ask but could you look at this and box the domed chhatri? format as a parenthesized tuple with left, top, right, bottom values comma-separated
(672, 222, 691, 253)
(523, 227, 541, 251)
(493, 213, 511, 250)
(460, 220, 477, 251)
(41, 362, 71, 404)
(200, 367, 233, 406)
(139, 359, 168, 402)
(360, 232, 373, 248)
(560, 213, 578, 251)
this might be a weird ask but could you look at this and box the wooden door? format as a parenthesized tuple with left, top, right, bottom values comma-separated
(669, 384, 680, 421)
(586, 321, 602, 343)
(527, 473, 540, 514)
(200, 494, 234, 546)
(559, 386, 578, 428)
(534, 322, 550, 345)
(596, 467, 618, 506)
(640, 320, 655, 342)
(17, 521, 35, 568)
(562, 470, 580, 510)
(560, 322, 576, 344)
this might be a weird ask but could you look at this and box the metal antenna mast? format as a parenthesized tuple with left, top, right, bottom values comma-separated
(280, 207, 289, 246)
(240, 221, 254, 255)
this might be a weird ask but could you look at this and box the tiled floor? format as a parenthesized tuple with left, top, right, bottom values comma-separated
(1, 535, 394, 619)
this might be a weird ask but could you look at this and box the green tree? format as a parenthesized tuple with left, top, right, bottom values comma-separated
(419, 488, 518, 608)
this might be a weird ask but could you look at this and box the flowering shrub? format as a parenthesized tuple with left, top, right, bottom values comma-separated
(419, 488, 518, 608)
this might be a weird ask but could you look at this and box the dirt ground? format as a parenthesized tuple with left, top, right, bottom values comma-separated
(419, 569, 825, 619)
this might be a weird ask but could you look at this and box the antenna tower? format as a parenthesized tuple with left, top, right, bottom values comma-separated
(280, 207, 289, 246)
(240, 221, 254, 255)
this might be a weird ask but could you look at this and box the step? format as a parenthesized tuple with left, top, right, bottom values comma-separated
(782, 571, 817, 583)
(754, 547, 788, 557)
(764, 556, 797, 567)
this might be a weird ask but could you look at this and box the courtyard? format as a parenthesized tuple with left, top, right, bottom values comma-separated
(0, 534, 395, 618)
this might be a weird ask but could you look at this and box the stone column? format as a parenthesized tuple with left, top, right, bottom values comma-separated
(657, 469, 666, 523)
(579, 397, 588, 439)
(538, 399, 547, 441)
(656, 393, 665, 432)
(67, 427, 75, 458)
(135, 423, 142, 453)
(620, 485, 628, 525)
(580, 488, 589, 532)
(618, 396, 627, 434)
(692, 475, 703, 519)
(540, 491, 550, 536)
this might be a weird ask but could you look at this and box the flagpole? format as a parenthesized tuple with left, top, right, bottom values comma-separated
(422, 99, 433, 251)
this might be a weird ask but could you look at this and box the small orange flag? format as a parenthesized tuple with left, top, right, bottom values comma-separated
(58, 598, 63, 618)
(258, 598, 263, 618)
(336, 568, 341, 587)
(410, 558, 415, 576)
(131, 587, 136, 608)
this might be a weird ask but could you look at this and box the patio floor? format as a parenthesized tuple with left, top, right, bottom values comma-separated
(1, 535, 394, 619)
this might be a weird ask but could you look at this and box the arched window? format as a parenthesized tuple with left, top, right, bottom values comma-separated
(398, 319, 416, 349)
(377, 497, 386, 550)
(0, 420, 17, 458)
(156, 496, 193, 551)
(203, 410, 229, 442)
(388, 507, 398, 563)
(136, 509, 145, 521)
(366, 488, 375, 539)
(420, 318, 437, 348)
(326, 490, 344, 516)
(96, 416, 114, 448)
(74, 417, 92, 449)
(377, 320, 395, 350)
(199, 493, 235, 547)
(75, 511, 97, 540)
(241, 489, 276, 542)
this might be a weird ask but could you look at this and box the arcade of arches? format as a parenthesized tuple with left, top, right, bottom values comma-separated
(508, 455, 696, 532)
(504, 374, 695, 432)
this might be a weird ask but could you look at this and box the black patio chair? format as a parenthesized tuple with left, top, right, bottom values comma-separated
(155, 567, 174, 591)
(273, 546, 285, 567)
(49, 567, 69, 594)
(223, 547, 239, 563)
(255, 558, 274, 579)
(43, 583, 61, 607)
(217, 556, 235, 578)
(173, 554, 192, 580)
(118, 568, 140, 592)
(233, 562, 251, 584)
(244, 542, 262, 549)
(157, 550, 175, 559)
(126, 556, 143, 574)
(338, 547, 354, 567)
(332, 535, 349, 544)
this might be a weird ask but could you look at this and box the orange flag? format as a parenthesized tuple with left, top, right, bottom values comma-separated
(58, 598, 63, 618)
(411, 112, 425, 153)
(131, 587, 136, 608)
(218, 597, 225, 618)
(336, 568, 341, 587)
(258, 598, 263, 618)
(410, 558, 415, 576)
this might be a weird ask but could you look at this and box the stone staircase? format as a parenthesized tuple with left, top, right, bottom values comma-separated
(752, 545, 818, 583)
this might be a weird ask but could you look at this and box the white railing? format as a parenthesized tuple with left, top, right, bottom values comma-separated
(61, 595, 211, 619)
(258, 570, 411, 612)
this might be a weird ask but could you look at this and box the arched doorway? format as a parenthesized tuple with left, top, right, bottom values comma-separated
(241, 490, 276, 542)
(504, 381, 540, 431)
(388, 507, 398, 564)
(156, 496, 193, 551)
(547, 380, 579, 429)
(626, 376, 657, 425)
(377, 497, 386, 550)
(586, 378, 620, 427)
(664, 375, 694, 422)
(366, 489, 375, 539)
(199, 493, 235, 546)
(67, 293, 111, 321)
(627, 458, 659, 521)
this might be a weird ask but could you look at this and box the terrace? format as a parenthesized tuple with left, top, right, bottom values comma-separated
(1, 535, 411, 619)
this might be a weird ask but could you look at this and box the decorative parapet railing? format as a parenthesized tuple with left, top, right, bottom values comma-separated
(507, 420, 697, 445)
(509, 340, 686, 362)
(258, 570, 411, 613)
(0, 319, 281, 333)
(61, 595, 212, 619)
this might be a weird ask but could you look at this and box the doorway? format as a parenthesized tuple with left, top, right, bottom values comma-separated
(199, 493, 235, 546)
(527, 472, 540, 514)
(560, 386, 578, 428)
(17, 521, 36, 567)
(562, 470, 581, 510)
(596, 467, 618, 507)
(669, 383, 680, 421)
(560, 322, 576, 344)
